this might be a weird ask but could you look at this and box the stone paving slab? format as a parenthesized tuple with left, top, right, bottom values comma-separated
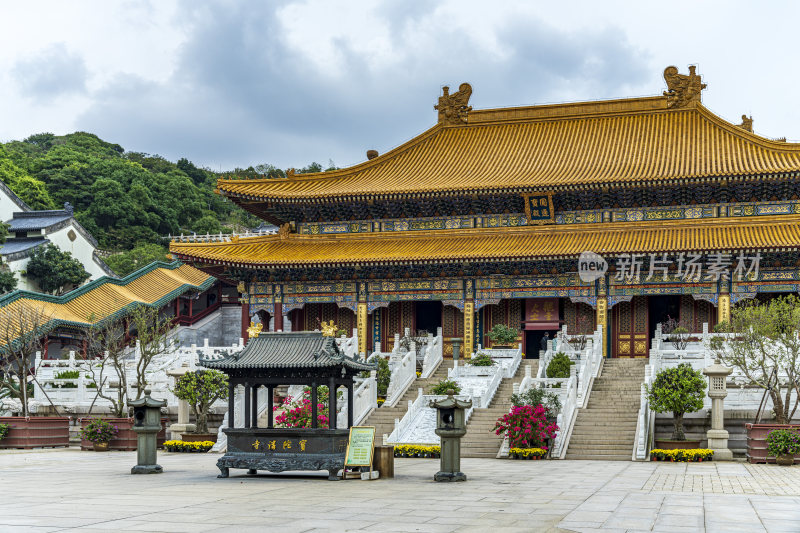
(0, 449, 799, 532)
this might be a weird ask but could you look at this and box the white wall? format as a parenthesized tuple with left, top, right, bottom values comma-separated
(47, 222, 107, 280)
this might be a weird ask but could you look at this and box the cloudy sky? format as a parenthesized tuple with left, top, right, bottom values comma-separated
(1, 1, 799, 171)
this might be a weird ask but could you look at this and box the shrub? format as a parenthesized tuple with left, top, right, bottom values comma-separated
(766, 429, 800, 458)
(80, 419, 119, 444)
(0, 423, 8, 441)
(467, 352, 496, 367)
(172, 369, 228, 434)
(493, 404, 558, 448)
(163, 440, 214, 453)
(650, 449, 714, 462)
(393, 444, 440, 458)
(646, 363, 706, 440)
(488, 324, 519, 345)
(376, 357, 391, 397)
(431, 378, 461, 395)
(510, 388, 562, 416)
(546, 352, 573, 379)
(274, 386, 337, 428)
(54, 370, 80, 379)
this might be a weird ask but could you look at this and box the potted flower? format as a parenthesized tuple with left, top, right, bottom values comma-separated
(647, 363, 706, 449)
(487, 324, 520, 349)
(467, 352, 496, 367)
(172, 369, 228, 442)
(493, 404, 558, 452)
(80, 418, 119, 451)
(766, 429, 800, 466)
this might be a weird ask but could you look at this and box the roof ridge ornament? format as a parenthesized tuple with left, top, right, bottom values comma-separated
(663, 65, 706, 108)
(738, 114, 754, 132)
(278, 223, 291, 240)
(435, 82, 472, 125)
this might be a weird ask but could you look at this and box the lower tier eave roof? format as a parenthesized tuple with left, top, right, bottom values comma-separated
(169, 215, 800, 269)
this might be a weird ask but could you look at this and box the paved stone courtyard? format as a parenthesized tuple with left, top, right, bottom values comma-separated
(1, 450, 799, 533)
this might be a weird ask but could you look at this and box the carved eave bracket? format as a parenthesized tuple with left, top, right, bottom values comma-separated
(435, 82, 473, 125)
(663, 65, 707, 108)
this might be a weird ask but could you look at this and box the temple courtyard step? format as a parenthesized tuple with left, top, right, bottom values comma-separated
(564, 358, 647, 461)
(362, 360, 453, 441)
(461, 361, 537, 459)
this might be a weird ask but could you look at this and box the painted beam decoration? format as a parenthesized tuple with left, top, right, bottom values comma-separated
(475, 274, 593, 300)
(367, 279, 463, 302)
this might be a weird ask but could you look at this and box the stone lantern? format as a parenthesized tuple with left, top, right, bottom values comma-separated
(429, 390, 472, 482)
(129, 390, 167, 474)
(703, 358, 733, 461)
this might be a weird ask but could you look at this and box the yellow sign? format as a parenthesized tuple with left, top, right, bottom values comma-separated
(344, 426, 376, 467)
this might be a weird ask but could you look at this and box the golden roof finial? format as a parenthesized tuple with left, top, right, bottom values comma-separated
(321, 320, 338, 337)
(435, 82, 473, 125)
(247, 321, 263, 338)
(663, 65, 706, 108)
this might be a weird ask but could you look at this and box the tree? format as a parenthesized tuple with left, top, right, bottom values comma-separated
(85, 317, 130, 417)
(0, 303, 52, 417)
(710, 295, 800, 424)
(128, 304, 177, 400)
(12, 176, 56, 210)
(191, 215, 231, 236)
(104, 244, 169, 277)
(172, 370, 228, 433)
(0, 271, 16, 294)
(25, 244, 90, 294)
(646, 363, 706, 440)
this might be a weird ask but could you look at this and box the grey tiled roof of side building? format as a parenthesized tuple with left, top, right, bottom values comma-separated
(7, 212, 72, 231)
(0, 238, 49, 255)
(200, 331, 376, 371)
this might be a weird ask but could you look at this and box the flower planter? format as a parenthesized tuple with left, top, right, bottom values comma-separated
(0, 417, 70, 449)
(745, 423, 800, 465)
(79, 417, 168, 451)
(655, 439, 702, 450)
(776, 454, 795, 466)
(94, 442, 109, 452)
(181, 432, 217, 443)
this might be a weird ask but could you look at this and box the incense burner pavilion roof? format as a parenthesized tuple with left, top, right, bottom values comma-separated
(217, 98, 800, 203)
(171, 214, 800, 268)
(200, 332, 375, 371)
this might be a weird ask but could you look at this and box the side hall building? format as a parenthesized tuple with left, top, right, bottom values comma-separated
(171, 66, 800, 359)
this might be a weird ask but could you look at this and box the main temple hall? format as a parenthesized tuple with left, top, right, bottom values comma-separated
(170, 66, 800, 359)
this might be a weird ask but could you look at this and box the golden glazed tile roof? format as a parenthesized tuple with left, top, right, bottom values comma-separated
(0, 262, 214, 344)
(218, 98, 800, 201)
(170, 215, 800, 268)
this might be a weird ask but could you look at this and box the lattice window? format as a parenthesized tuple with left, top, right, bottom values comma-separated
(618, 302, 632, 334)
(634, 297, 648, 333)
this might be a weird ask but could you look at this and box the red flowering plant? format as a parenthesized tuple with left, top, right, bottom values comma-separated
(493, 404, 558, 449)
(273, 385, 335, 428)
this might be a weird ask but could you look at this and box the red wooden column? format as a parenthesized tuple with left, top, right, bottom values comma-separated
(274, 303, 283, 331)
(241, 302, 250, 343)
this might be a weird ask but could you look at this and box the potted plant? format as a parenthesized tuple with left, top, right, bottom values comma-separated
(466, 352, 496, 367)
(430, 379, 461, 395)
(647, 363, 706, 449)
(710, 296, 800, 463)
(80, 418, 119, 451)
(765, 428, 800, 466)
(493, 404, 558, 451)
(173, 369, 228, 442)
(487, 324, 519, 349)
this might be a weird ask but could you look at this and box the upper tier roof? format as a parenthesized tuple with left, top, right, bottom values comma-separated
(217, 90, 800, 202)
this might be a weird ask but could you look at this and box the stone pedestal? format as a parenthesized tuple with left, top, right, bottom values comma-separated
(167, 363, 196, 439)
(703, 359, 733, 461)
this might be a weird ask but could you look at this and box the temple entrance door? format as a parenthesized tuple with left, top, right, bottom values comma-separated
(649, 295, 681, 343)
(612, 296, 648, 358)
(414, 301, 442, 335)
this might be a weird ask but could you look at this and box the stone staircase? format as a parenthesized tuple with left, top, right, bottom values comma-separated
(461, 361, 536, 458)
(363, 360, 453, 441)
(565, 358, 647, 461)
